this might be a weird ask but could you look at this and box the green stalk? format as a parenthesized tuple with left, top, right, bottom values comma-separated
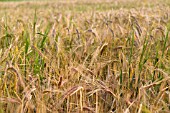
(162, 30, 169, 58)
(138, 36, 148, 83)
(24, 30, 30, 79)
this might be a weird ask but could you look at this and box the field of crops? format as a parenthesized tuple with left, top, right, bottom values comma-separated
(0, 0, 170, 113)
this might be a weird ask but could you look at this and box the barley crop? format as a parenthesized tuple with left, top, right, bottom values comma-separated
(0, 0, 170, 113)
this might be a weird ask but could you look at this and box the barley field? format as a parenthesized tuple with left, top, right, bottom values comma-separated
(0, 0, 170, 113)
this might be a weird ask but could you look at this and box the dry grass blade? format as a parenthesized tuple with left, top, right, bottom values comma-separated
(31, 45, 49, 62)
(43, 89, 63, 94)
(138, 103, 142, 113)
(141, 77, 170, 90)
(83, 106, 95, 113)
(57, 86, 84, 108)
(90, 43, 108, 66)
(0, 97, 21, 104)
(7, 66, 25, 88)
(97, 81, 118, 99)
(61, 86, 84, 99)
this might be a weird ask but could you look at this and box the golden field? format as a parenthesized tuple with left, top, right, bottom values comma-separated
(0, 0, 170, 112)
